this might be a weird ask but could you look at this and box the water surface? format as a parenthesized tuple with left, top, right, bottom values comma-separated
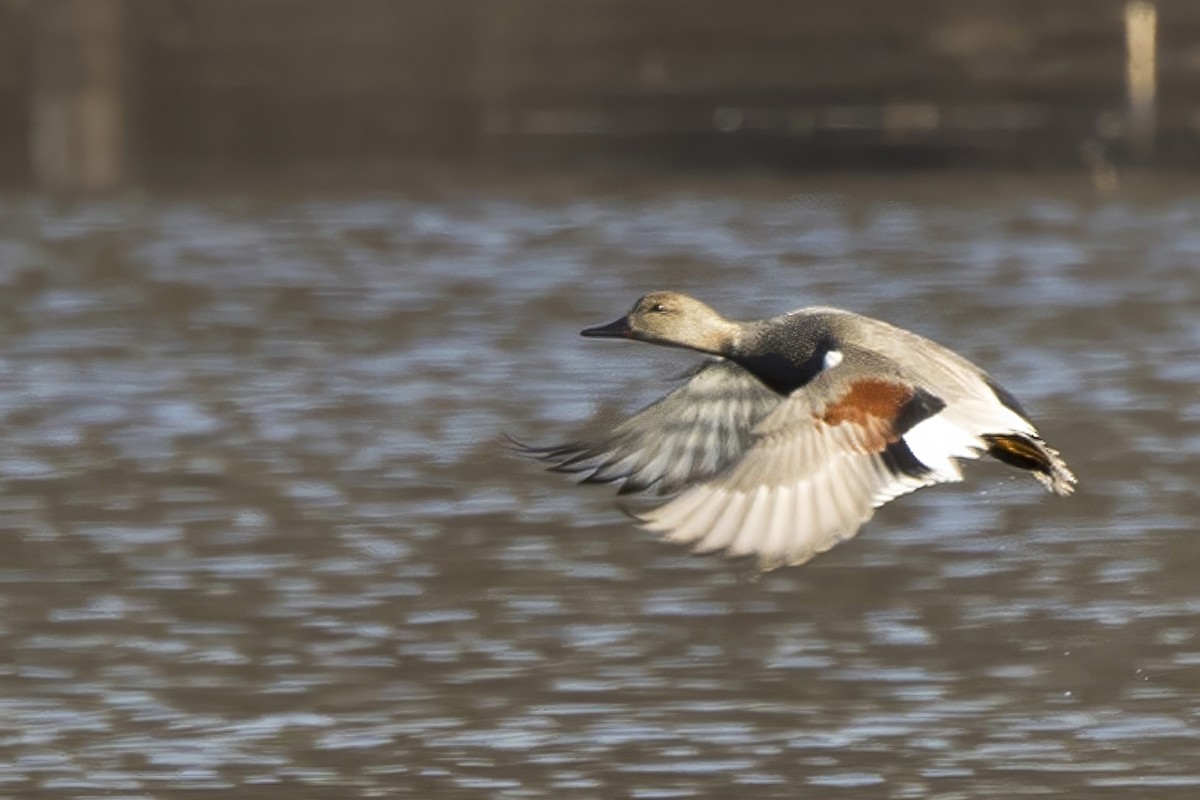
(0, 173, 1198, 798)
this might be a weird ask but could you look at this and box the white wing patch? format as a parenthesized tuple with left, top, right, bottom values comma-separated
(901, 413, 983, 482)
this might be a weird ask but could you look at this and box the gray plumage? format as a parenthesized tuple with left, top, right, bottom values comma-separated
(514, 291, 1076, 570)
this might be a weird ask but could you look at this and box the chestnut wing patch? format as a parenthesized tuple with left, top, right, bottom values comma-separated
(818, 378, 946, 455)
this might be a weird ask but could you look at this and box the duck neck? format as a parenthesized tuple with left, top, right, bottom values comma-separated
(665, 317, 743, 358)
(728, 324, 828, 397)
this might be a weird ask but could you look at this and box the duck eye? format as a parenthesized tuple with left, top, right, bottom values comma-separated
(650, 303, 666, 313)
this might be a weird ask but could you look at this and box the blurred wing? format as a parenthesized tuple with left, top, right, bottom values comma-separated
(511, 358, 781, 496)
(638, 369, 955, 569)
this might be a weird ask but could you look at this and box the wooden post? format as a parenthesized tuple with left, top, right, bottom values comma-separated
(1124, 0, 1157, 162)
(31, 0, 128, 191)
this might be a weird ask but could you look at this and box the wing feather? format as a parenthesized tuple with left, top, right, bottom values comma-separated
(638, 365, 951, 569)
(510, 358, 780, 496)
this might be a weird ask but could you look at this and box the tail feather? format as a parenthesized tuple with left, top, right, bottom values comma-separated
(983, 433, 1076, 496)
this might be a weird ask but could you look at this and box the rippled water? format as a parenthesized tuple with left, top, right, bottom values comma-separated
(0, 173, 1198, 798)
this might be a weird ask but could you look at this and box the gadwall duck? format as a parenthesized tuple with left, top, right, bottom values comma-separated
(514, 291, 1075, 570)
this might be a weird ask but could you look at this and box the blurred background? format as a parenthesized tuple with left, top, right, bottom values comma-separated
(2, 0, 1199, 188)
(1, 1, 1200, 799)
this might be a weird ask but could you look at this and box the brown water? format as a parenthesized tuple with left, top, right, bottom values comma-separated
(0, 173, 1197, 798)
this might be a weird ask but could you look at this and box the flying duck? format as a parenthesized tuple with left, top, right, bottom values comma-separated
(514, 291, 1076, 570)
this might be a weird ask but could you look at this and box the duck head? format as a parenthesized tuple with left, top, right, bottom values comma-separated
(581, 291, 739, 356)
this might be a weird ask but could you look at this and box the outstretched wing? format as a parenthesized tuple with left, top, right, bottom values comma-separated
(637, 361, 960, 569)
(510, 359, 781, 496)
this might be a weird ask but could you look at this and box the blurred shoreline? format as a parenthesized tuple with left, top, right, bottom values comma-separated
(2, 0, 1198, 190)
